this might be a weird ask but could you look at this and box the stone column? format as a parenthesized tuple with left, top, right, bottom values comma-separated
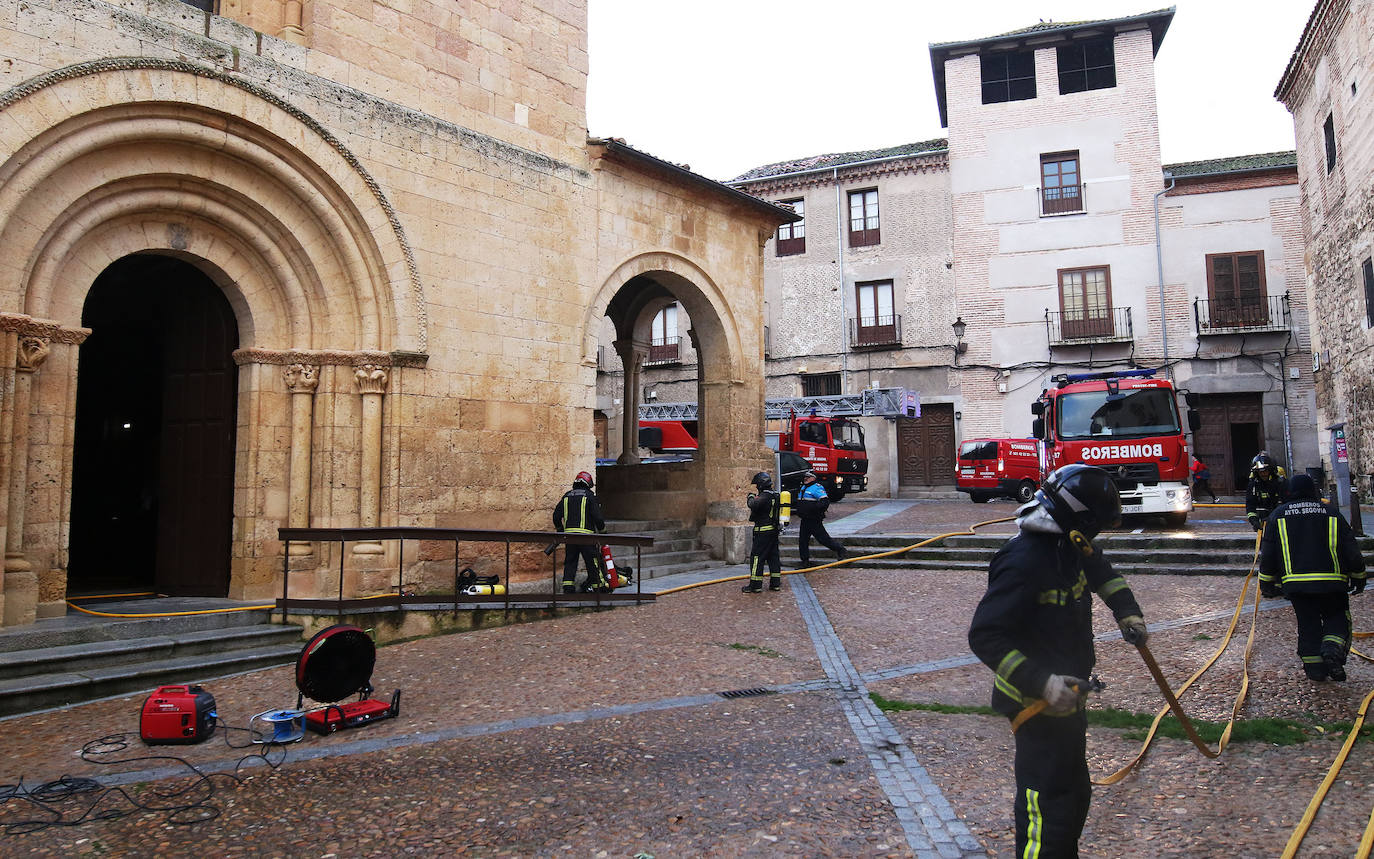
(284, 363, 318, 556)
(354, 363, 387, 554)
(277, 1, 306, 44)
(3, 336, 48, 626)
(614, 338, 647, 465)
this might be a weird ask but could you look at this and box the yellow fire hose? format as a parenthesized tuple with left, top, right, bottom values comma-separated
(652, 515, 1017, 596)
(65, 591, 275, 618)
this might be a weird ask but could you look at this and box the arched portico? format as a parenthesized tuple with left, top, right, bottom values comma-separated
(0, 63, 425, 625)
(588, 251, 771, 562)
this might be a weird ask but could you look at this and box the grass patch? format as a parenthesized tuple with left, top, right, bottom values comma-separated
(869, 693, 1374, 746)
(1192, 633, 1213, 641)
(727, 643, 782, 659)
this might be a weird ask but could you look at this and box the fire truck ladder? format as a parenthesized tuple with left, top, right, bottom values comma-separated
(638, 387, 917, 421)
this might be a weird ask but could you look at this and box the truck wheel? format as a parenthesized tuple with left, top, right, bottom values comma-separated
(1015, 480, 1037, 504)
(970, 491, 990, 504)
(1163, 512, 1187, 528)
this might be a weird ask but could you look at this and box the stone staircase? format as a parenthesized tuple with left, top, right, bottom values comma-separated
(0, 600, 304, 718)
(781, 532, 1374, 577)
(605, 519, 718, 581)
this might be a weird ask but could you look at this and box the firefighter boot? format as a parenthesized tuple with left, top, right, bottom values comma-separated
(769, 576, 782, 591)
(1304, 662, 1329, 681)
(1323, 644, 1347, 682)
(741, 581, 762, 593)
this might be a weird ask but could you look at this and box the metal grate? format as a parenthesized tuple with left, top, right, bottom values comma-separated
(718, 687, 776, 699)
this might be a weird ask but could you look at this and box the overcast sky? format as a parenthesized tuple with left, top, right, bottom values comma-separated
(586, 1, 1316, 182)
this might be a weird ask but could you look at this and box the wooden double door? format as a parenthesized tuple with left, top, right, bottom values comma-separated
(1190, 392, 1265, 495)
(897, 404, 955, 487)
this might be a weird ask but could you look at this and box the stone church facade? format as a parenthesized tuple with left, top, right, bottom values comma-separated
(0, 0, 786, 627)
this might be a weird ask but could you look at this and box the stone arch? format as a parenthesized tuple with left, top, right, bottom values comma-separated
(587, 251, 767, 553)
(0, 60, 427, 352)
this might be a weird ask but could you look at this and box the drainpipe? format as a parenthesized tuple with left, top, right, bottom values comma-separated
(836, 167, 849, 392)
(1153, 170, 1175, 378)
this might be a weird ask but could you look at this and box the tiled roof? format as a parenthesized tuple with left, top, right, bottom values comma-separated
(930, 9, 1174, 48)
(1164, 151, 1298, 177)
(730, 138, 949, 183)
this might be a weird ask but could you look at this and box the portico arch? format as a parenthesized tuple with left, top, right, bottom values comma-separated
(0, 63, 426, 623)
(587, 251, 769, 558)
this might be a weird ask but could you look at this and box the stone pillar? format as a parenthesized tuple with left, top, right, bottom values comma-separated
(354, 363, 387, 554)
(614, 338, 647, 465)
(277, 1, 306, 44)
(3, 336, 48, 626)
(284, 363, 318, 556)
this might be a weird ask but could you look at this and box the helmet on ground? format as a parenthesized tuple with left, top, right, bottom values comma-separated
(574, 470, 594, 488)
(1034, 464, 1121, 553)
(751, 471, 773, 490)
(1250, 452, 1275, 476)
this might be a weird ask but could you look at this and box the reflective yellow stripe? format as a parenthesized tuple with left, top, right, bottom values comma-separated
(1024, 787, 1043, 858)
(1098, 575, 1128, 599)
(995, 675, 1024, 704)
(997, 650, 1027, 682)
(1279, 519, 1292, 573)
(1328, 517, 1340, 575)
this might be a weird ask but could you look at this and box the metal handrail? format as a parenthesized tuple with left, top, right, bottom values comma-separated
(278, 527, 655, 622)
(1193, 293, 1290, 334)
(1044, 306, 1133, 344)
(849, 314, 902, 347)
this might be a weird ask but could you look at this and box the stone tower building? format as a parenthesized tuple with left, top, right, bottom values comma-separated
(0, 0, 787, 627)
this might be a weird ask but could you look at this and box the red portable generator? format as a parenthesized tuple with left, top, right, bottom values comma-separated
(140, 684, 217, 745)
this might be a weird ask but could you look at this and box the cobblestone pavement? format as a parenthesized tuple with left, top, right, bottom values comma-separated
(3, 499, 1374, 857)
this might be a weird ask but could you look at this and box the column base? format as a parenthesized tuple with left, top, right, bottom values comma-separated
(2, 569, 37, 627)
(352, 541, 385, 555)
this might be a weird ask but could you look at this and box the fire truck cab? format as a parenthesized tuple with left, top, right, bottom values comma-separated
(1032, 369, 1200, 527)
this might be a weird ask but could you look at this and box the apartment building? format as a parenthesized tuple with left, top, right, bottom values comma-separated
(700, 8, 1318, 498)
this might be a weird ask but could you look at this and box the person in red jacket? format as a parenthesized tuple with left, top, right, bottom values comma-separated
(1190, 456, 1218, 503)
(968, 464, 1147, 859)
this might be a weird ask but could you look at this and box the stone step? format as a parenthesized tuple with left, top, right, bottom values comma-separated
(0, 605, 279, 654)
(0, 623, 304, 682)
(0, 643, 302, 718)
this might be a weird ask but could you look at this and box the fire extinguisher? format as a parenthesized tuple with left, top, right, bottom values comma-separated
(600, 544, 621, 588)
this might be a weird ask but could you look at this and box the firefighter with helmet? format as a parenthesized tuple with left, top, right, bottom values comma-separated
(968, 464, 1148, 858)
(554, 470, 607, 594)
(1259, 472, 1366, 681)
(1245, 451, 1287, 531)
(742, 470, 783, 593)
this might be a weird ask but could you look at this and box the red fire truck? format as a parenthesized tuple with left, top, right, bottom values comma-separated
(638, 389, 917, 499)
(1031, 369, 1200, 526)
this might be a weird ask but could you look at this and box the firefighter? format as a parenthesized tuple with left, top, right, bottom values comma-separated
(1245, 451, 1286, 531)
(553, 470, 607, 594)
(796, 470, 847, 566)
(968, 464, 1148, 859)
(1259, 473, 1366, 681)
(743, 471, 782, 593)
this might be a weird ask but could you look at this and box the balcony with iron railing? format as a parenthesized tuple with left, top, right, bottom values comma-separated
(1040, 183, 1085, 216)
(1194, 294, 1290, 335)
(645, 336, 681, 366)
(849, 315, 902, 349)
(1045, 306, 1133, 345)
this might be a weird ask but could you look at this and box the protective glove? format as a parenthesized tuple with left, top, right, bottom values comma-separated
(1041, 674, 1087, 716)
(1260, 580, 1282, 599)
(1246, 513, 1261, 532)
(1351, 577, 1367, 596)
(1118, 615, 1148, 646)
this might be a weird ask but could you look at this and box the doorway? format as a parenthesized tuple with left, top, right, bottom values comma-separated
(897, 404, 955, 486)
(68, 255, 239, 596)
(1191, 393, 1265, 495)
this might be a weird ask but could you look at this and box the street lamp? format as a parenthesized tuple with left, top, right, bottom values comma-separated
(953, 316, 967, 358)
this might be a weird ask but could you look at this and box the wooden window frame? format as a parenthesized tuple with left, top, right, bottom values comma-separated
(649, 304, 679, 363)
(980, 50, 1037, 105)
(1205, 251, 1268, 328)
(1057, 37, 1116, 94)
(847, 189, 880, 248)
(1040, 151, 1083, 216)
(776, 198, 805, 256)
(854, 279, 898, 346)
(801, 372, 841, 397)
(1057, 265, 1114, 339)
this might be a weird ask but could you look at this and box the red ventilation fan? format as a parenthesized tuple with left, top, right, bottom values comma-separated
(294, 624, 400, 734)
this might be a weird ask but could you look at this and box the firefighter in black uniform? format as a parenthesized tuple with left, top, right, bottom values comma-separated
(1245, 451, 1286, 531)
(554, 470, 607, 594)
(968, 464, 1148, 859)
(743, 471, 782, 593)
(1259, 473, 1366, 681)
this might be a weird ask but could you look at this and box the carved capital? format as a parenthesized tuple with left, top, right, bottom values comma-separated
(354, 363, 388, 395)
(16, 336, 49, 373)
(283, 362, 320, 394)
